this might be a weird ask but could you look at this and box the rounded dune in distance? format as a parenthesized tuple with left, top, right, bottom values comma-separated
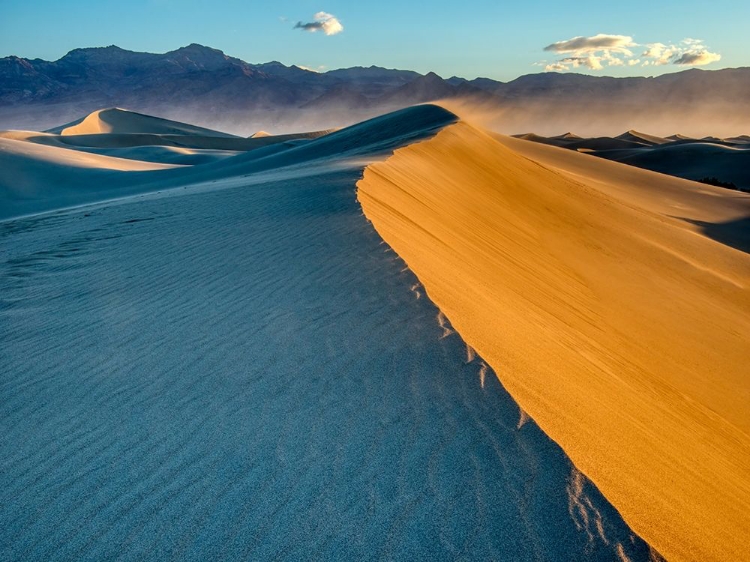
(47, 108, 239, 138)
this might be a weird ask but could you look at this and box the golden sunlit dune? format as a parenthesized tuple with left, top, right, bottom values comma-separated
(2, 8, 749, 557)
(496, 133, 748, 222)
(2, 105, 665, 561)
(358, 120, 750, 562)
(3, 102, 748, 560)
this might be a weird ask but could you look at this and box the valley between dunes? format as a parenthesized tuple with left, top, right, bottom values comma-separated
(358, 120, 750, 561)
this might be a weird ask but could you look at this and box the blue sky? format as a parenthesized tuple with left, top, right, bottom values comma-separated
(1, 0, 747, 80)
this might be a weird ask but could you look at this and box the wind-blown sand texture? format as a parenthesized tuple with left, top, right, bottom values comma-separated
(358, 121, 750, 561)
(0, 106, 658, 560)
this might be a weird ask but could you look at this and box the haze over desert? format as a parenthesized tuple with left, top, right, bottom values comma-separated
(1, 2, 748, 561)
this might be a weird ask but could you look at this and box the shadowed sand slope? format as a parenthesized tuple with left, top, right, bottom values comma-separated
(0, 105, 452, 220)
(0, 137, 179, 215)
(0, 128, 336, 167)
(0, 112, 657, 559)
(358, 121, 750, 562)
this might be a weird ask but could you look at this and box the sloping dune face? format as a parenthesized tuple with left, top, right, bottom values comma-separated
(358, 121, 750, 562)
(0, 106, 452, 221)
(51, 108, 238, 137)
(0, 106, 658, 560)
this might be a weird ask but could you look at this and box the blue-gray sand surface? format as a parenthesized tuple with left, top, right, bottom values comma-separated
(1, 113, 658, 560)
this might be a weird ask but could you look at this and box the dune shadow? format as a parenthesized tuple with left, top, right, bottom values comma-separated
(680, 215, 750, 254)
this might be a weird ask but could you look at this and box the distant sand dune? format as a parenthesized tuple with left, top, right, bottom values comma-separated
(47, 107, 239, 137)
(0, 106, 454, 220)
(515, 130, 750, 190)
(599, 142, 750, 190)
(358, 120, 750, 562)
(615, 130, 670, 146)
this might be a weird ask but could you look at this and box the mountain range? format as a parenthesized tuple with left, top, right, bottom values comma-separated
(2, 43, 749, 136)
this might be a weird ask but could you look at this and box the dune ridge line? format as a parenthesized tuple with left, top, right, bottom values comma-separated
(1, 105, 661, 560)
(357, 119, 750, 562)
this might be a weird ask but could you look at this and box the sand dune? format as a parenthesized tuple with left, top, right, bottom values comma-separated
(0, 105, 657, 560)
(0, 136, 176, 173)
(52, 130, 335, 151)
(565, 137, 646, 151)
(517, 130, 750, 191)
(1, 127, 334, 153)
(0, 130, 244, 164)
(599, 142, 750, 190)
(0, 105, 458, 221)
(358, 120, 750, 561)
(70, 145, 242, 165)
(615, 130, 670, 145)
(513, 132, 567, 146)
(501, 134, 750, 221)
(0, 137, 183, 218)
(550, 132, 581, 140)
(513, 133, 647, 151)
(47, 107, 239, 137)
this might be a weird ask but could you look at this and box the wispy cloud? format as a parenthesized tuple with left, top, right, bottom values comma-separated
(294, 12, 343, 36)
(541, 34, 721, 72)
(544, 34, 635, 56)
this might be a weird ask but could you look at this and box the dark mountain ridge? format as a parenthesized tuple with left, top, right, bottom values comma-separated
(1, 44, 748, 136)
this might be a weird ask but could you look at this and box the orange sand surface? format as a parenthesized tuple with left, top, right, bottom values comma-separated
(358, 121, 750, 562)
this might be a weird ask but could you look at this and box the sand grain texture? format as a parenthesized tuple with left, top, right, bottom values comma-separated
(0, 106, 658, 560)
(358, 121, 750, 562)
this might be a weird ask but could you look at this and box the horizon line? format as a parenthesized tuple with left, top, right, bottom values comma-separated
(2, 42, 747, 84)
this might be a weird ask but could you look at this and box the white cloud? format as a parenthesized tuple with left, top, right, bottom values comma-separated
(544, 34, 635, 55)
(540, 33, 634, 72)
(642, 43, 680, 65)
(674, 50, 722, 66)
(294, 12, 343, 36)
(556, 55, 604, 70)
(540, 33, 722, 72)
(642, 38, 721, 66)
(544, 62, 568, 72)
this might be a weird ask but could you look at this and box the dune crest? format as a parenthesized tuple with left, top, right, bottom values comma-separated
(358, 120, 750, 562)
(48, 108, 239, 137)
(0, 105, 660, 560)
(0, 106, 448, 220)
